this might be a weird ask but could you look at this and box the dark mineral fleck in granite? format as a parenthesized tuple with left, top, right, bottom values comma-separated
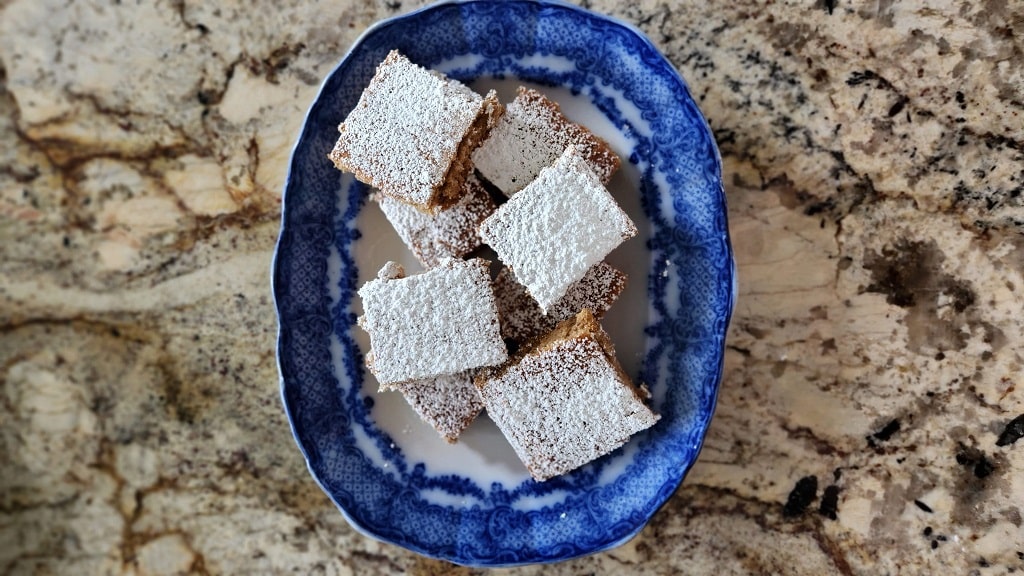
(784, 476, 819, 517)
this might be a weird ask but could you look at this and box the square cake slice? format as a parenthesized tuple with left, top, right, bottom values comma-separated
(329, 50, 503, 212)
(494, 262, 627, 343)
(472, 86, 621, 196)
(374, 174, 496, 268)
(478, 145, 637, 314)
(358, 259, 507, 386)
(475, 309, 659, 481)
(392, 371, 483, 444)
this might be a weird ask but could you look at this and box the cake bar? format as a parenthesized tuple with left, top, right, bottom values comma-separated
(475, 309, 659, 481)
(329, 50, 503, 212)
(357, 258, 507, 386)
(472, 86, 621, 196)
(493, 262, 627, 343)
(393, 371, 483, 444)
(478, 145, 637, 314)
(374, 174, 496, 268)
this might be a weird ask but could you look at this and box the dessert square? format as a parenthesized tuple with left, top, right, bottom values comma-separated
(374, 174, 496, 268)
(329, 50, 503, 212)
(493, 262, 627, 343)
(475, 309, 659, 481)
(478, 145, 637, 314)
(358, 259, 507, 386)
(392, 371, 484, 444)
(472, 86, 621, 196)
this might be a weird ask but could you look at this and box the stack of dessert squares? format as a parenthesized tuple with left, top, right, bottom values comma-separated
(329, 50, 658, 482)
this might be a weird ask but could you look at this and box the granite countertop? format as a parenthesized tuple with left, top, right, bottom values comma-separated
(1, 0, 1021, 574)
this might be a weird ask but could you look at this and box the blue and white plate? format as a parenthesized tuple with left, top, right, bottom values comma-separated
(273, 0, 735, 567)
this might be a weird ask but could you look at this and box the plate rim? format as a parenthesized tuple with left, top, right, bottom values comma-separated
(271, 0, 737, 566)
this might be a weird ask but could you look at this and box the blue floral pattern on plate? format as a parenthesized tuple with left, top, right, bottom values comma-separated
(273, 0, 735, 567)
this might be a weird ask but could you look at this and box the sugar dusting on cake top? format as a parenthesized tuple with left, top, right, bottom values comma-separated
(476, 309, 658, 481)
(393, 371, 484, 444)
(478, 145, 637, 314)
(358, 258, 507, 386)
(329, 50, 486, 207)
(472, 86, 621, 196)
(494, 262, 627, 343)
(374, 174, 496, 268)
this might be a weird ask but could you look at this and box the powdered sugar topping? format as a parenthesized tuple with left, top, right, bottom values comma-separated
(358, 258, 507, 386)
(393, 371, 484, 444)
(374, 174, 496, 267)
(472, 87, 620, 196)
(330, 51, 486, 206)
(494, 262, 627, 342)
(478, 336, 659, 481)
(478, 145, 637, 314)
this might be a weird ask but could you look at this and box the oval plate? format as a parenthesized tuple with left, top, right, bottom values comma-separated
(273, 0, 735, 567)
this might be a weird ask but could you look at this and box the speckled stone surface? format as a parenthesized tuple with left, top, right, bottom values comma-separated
(1, 0, 1022, 574)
